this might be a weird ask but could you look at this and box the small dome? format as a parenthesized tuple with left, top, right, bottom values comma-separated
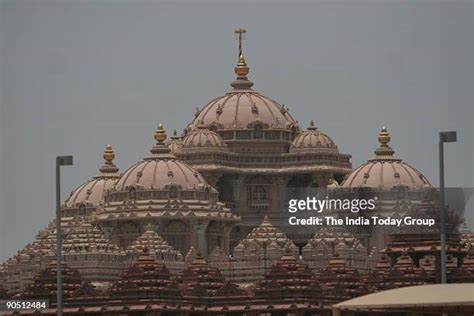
(182, 122, 227, 150)
(115, 125, 211, 191)
(342, 127, 431, 189)
(64, 145, 120, 209)
(290, 120, 338, 152)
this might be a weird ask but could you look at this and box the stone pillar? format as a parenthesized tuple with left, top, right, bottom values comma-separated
(230, 175, 244, 209)
(192, 220, 209, 256)
(275, 175, 290, 214)
(223, 225, 232, 254)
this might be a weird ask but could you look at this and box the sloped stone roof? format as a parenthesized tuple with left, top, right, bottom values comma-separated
(256, 250, 321, 299)
(110, 250, 180, 298)
(62, 221, 121, 254)
(128, 229, 183, 260)
(20, 261, 85, 301)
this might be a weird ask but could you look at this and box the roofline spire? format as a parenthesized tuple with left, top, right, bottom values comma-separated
(149, 123, 176, 158)
(374, 126, 395, 157)
(231, 28, 253, 90)
(98, 144, 119, 174)
(235, 27, 246, 58)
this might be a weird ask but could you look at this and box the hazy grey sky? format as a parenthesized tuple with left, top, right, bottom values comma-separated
(1, 0, 473, 261)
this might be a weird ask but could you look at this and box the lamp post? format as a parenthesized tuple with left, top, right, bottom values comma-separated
(56, 156, 73, 316)
(439, 131, 456, 284)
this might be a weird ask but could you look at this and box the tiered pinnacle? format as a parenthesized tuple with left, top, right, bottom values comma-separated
(98, 144, 119, 174)
(149, 123, 175, 158)
(373, 126, 396, 158)
(231, 28, 254, 90)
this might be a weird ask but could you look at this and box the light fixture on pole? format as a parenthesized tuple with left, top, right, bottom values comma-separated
(438, 131, 456, 284)
(56, 155, 73, 316)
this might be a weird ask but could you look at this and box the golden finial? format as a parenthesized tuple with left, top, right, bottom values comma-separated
(149, 123, 175, 157)
(234, 28, 250, 78)
(103, 144, 115, 163)
(99, 144, 119, 174)
(231, 28, 253, 89)
(154, 123, 167, 143)
(378, 126, 391, 147)
(374, 126, 395, 157)
(235, 54, 249, 77)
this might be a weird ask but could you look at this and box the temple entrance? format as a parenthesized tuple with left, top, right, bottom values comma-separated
(206, 221, 225, 254)
(217, 174, 234, 210)
(286, 174, 314, 201)
(161, 220, 190, 255)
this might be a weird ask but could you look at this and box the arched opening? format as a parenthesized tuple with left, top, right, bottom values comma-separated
(247, 176, 271, 208)
(229, 226, 242, 254)
(209, 125, 218, 133)
(206, 221, 225, 254)
(161, 220, 189, 254)
(169, 185, 178, 199)
(290, 126, 297, 140)
(253, 124, 263, 139)
(111, 221, 141, 247)
(334, 173, 345, 184)
(217, 175, 234, 210)
(78, 203, 86, 216)
(204, 186, 211, 200)
(286, 174, 314, 203)
(128, 187, 137, 200)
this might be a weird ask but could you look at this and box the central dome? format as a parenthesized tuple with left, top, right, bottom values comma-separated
(189, 90, 298, 132)
(187, 35, 298, 135)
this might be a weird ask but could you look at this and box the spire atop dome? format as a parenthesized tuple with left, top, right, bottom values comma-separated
(103, 144, 115, 163)
(374, 126, 395, 157)
(231, 28, 253, 90)
(154, 123, 167, 143)
(98, 144, 119, 174)
(307, 120, 317, 130)
(378, 126, 390, 147)
(149, 124, 175, 158)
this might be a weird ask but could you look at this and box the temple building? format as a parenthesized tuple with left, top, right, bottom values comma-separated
(93, 124, 239, 256)
(173, 29, 352, 247)
(1, 29, 473, 315)
(332, 126, 438, 252)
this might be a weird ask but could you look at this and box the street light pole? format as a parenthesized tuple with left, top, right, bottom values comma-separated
(438, 131, 457, 284)
(56, 156, 73, 316)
